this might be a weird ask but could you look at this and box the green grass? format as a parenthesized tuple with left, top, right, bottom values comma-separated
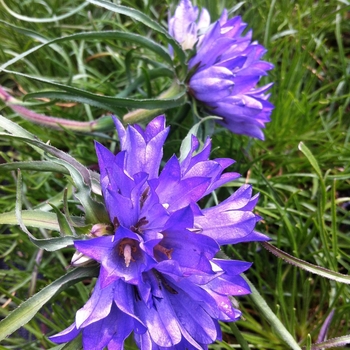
(0, 0, 349, 349)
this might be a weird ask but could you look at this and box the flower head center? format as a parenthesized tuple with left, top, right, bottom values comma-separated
(118, 238, 138, 267)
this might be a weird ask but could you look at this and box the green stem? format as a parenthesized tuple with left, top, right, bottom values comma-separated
(229, 323, 251, 350)
(242, 274, 302, 350)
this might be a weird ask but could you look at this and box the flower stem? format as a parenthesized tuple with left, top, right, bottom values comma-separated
(242, 274, 302, 350)
(1, 82, 185, 130)
(228, 323, 250, 350)
(0, 85, 114, 132)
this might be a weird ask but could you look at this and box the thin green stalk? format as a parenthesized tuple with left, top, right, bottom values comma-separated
(229, 323, 251, 350)
(242, 274, 302, 350)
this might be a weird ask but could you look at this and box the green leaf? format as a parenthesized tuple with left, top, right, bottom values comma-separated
(29, 236, 75, 251)
(50, 335, 83, 350)
(306, 334, 312, 350)
(178, 121, 202, 163)
(0, 116, 107, 223)
(49, 156, 108, 224)
(0, 113, 37, 140)
(26, 88, 187, 111)
(0, 29, 178, 112)
(0, 210, 69, 231)
(261, 242, 350, 284)
(0, 132, 92, 187)
(0, 0, 89, 23)
(0, 266, 99, 341)
(49, 203, 76, 237)
(0, 19, 73, 74)
(0, 210, 84, 251)
(298, 142, 323, 179)
(311, 335, 350, 349)
(87, 0, 186, 66)
(1, 69, 186, 112)
(116, 67, 174, 98)
(179, 116, 222, 162)
(1, 31, 173, 69)
(0, 210, 75, 251)
(15, 168, 32, 236)
(0, 160, 69, 174)
(228, 323, 250, 350)
(242, 275, 302, 350)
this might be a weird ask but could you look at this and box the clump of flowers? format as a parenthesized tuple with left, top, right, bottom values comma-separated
(50, 116, 268, 349)
(170, 0, 274, 140)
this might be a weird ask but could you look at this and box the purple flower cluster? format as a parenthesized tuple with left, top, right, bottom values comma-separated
(50, 116, 268, 349)
(170, 0, 274, 140)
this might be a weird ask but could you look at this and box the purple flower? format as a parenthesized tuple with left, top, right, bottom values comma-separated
(170, 1, 274, 140)
(50, 116, 268, 349)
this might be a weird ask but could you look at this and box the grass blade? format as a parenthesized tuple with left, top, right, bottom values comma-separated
(0, 266, 98, 341)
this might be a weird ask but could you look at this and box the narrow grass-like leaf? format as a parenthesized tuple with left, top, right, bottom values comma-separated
(264, 0, 277, 47)
(50, 335, 83, 349)
(179, 116, 221, 162)
(0, 0, 89, 23)
(0, 132, 92, 186)
(116, 67, 175, 98)
(30, 236, 75, 251)
(0, 161, 69, 174)
(0, 113, 37, 139)
(50, 157, 107, 223)
(298, 142, 333, 267)
(261, 242, 350, 284)
(228, 323, 250, 350)
(0, 266, 98, 341)
(1, 69, 186, 111)
(0, 116, 94, 186)
(49, 204, 76, 237)
(242, 274, 302, 350)
(0, 210, 77, 231)
(1, 31, 173, 69)
(0, 19, 73, 73)
(306, 335, 312, 350)
(26, 88, 187, 111)
(298, 142, 323, 179)
(311, 335, 350, 349)
(15, 169, 31, 236)
(3, 195, 76, 250)
(0, 19, 56, 42)
(0, 116, 107, 223)
(87, 0, 186, 66)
